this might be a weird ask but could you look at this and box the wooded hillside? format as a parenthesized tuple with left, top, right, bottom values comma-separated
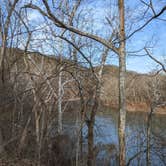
(1, 48, 165, 113)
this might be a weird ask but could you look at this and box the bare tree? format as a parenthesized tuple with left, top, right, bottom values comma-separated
(0, 0, 165, 165)
(0, 0, 20, 82)
(23, 1, 166, 165)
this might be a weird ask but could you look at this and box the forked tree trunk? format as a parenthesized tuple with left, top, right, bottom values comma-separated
(118, 0, 126, 166)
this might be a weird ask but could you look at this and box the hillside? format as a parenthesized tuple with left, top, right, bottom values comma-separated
(101, 65, 166, 113)
(0, 48, 166, 114)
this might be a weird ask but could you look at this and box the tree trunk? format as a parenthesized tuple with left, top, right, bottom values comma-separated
(118, 0, 126, 166)
(0, 38, 7, 82)
(0, 128, 4, 154)
(146, 107, 153, 166)
(0, 0, 19, 82)
(58, 66, 63, 134)
(87, 94, 99, 166)
(87, 110, 95, 166)
(58, 38, 63, 135)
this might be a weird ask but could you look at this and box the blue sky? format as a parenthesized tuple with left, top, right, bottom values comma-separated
(25, 0, 166, 73)
(82, 0, 166, 73)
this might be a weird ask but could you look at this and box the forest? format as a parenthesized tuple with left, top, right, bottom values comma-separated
(0, 0, 166, 166)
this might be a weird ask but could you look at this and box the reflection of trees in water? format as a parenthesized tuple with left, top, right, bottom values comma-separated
(125, 112, 166, 165)
(83, 109, 165, 165)
(150, 116, 166, 166)
(0, 107, 165, 165)
(94, 143, 118, 166)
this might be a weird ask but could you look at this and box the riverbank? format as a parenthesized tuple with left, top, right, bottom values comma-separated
(102, 100, 166, 115)
(63, 98, 166, 115)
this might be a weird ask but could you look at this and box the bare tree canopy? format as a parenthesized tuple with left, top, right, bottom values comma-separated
(0, 1, 166, 166)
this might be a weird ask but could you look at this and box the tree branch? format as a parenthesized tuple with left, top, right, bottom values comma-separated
(127, 5, 166, 39)
(144, 48, 166, 73)
(24, 2, 119, 55)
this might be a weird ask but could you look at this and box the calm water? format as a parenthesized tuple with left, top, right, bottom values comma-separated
(61, 109, 166, 166)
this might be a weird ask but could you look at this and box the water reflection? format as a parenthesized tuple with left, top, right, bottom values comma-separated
(62, 109, 166, 165)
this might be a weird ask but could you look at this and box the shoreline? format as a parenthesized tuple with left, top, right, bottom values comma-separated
(65, 98, 166, 115)
(102, 101, 166, 115)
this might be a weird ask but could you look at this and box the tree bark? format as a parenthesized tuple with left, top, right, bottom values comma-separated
(87, 108, 96, 166)
(58, 38, 63, 135)
(0, 128, 4, 154)
(58, 66, 63, 134)
(146, 108, 152, 166)
(118, 0, 126, 166)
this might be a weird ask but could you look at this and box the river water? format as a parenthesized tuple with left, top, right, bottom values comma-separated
(60, 108, 166, 166)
